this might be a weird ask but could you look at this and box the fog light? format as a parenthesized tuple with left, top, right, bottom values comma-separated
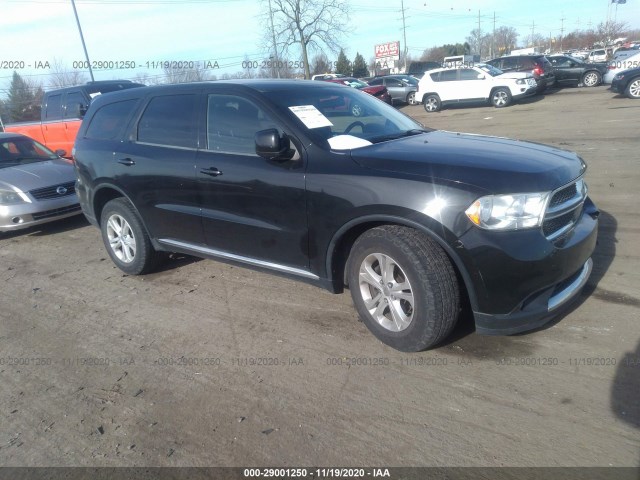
(12, 216, 22, 224)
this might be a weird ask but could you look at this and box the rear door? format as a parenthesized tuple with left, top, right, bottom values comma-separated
(113, 90, 204, 243)
(41, 93, 67, 153)
(383, 77, 406, 103)
(195, 91, 309, 269)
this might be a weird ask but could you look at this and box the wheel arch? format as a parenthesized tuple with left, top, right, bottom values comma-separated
(325, 215, 478, 310)
(421, 92, 440, 103)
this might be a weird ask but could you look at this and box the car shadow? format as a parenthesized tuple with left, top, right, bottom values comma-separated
(611, 337, 640, 467)
(0, 214, 89, 239)
(436, 209, 616, 357)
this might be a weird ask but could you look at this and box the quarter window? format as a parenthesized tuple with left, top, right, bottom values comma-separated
(137, 94, 198, 149)
(85, 99, 138, 140)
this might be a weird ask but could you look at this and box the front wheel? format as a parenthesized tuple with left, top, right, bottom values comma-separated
(100, 198, 163, 275)
(423, 94, 441, 112)
(582, 71, 601, 87)
(347, 225, 460, 352)
(406, 91, 417, 105)
(625, 77, 640, 99)
(491, 88, 512, 108)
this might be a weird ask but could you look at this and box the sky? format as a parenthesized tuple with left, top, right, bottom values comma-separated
(0, 0, 638, 95)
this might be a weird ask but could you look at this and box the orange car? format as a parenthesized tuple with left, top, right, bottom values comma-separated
(4, 80, 144, 157)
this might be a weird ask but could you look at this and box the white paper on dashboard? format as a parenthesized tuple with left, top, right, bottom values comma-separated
(327, 135, 373, 150)
(288, 105, 333, 129)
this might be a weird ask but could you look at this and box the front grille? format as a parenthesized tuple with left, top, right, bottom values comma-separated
(549, 183, 577, 208)
(542, 178, 586, 240)
(32, 204, 81, 220)
(29, 181, 76, 200)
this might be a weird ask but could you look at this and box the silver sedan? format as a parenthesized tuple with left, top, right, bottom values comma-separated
(0, 133, 81, 232)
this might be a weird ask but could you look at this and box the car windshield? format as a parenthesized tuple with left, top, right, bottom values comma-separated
(476, 63, 504, 77)
(337, 79, 369, 89)
(267, 85, 429, 149)
(0, 137, 58, 168)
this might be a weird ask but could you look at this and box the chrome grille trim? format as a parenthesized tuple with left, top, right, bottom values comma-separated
(29, 181, 76, 200)
(542, 177, 587, 240)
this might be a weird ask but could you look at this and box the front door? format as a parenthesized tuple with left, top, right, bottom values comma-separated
(196, 93, 309, 269)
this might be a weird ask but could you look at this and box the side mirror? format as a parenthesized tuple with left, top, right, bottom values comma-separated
(255, 129, 291, 160)
(477, 74, 485, 79)
(79, 104, 88, 117)
(55, 149, 67, 157)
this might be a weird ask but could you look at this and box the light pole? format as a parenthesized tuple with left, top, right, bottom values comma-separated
(71, 0, 94, 82)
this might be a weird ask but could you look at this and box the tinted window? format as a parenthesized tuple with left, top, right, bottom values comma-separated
(86, 99, 138, 141)
(500, 57, 518, 70)
(64, 91, 86, 119)
(137, 94, 198, 148)
(368, 78, 383, 86)
(45, 94, 63, 121)
(439, 70, 458, 81)
(207, 94, 277, 155)
(385, 78, 404, 87)
(459, 69, 480, 80)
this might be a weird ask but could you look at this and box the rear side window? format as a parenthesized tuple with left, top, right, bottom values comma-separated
(85, 99, 138, 140)
(45, 94, 63, 121)
(137, 94, 198, 149)
(439, 70, 458, 82)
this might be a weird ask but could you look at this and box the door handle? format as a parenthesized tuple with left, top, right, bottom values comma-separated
(117, 158, 135, 166)
(200, 167, 223, 177)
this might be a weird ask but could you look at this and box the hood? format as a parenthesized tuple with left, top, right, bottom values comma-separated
(362, 85, 387, 96)
(0, 158, 76, 192)
(350, 130, 587, 194)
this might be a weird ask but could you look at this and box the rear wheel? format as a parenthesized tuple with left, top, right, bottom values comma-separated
(351, 103, 365, 117)
(582, 71, 601, 87)
(347, 225, 460, 352)
(406, 91, 417, 105)
(625, 77, 640, 99)
(100, 198, 163, 275)
(491, 88, 512, 108)
(423, 94, 441, 112)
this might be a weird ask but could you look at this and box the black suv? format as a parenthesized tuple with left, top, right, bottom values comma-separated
(486, 55, 556, 93)
(73, 80, 598, 352)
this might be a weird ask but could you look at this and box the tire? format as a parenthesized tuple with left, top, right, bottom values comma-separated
(491, 88, 512, 108)
(351, 103, 364, 117)
(625, 77, 640, 99)
(582, 71, 601, 87)
(347, 225, 460, 352)
(423, 94, 441, 112)
(100, 198, 163, 275)
(406, 91, 417, 105)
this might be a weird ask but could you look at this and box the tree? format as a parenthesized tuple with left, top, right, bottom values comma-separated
(493, 26, 518, 56)
(310, 52, 333, 75)
(264, 0, 350, 79)
(420, 43, 469, 62)
(48, 58, 88, 89)
(163, 63, 211, 84)
(352, 52, 368, 78)
(6, 71, 43, 123)
(334, 49, 351, 76)
(597, 20, 629, 46)
(466, 29, 491, 58)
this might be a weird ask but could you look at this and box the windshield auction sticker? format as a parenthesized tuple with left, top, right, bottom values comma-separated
(288, 105, 333, 129)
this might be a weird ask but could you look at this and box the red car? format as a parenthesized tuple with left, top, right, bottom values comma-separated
(321, 77, 392, 116)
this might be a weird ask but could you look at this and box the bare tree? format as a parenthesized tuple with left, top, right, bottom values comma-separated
(310, 52, 332, 75)
(597, 20, 629, 46)
(163, 63, 211, 84)
(466, 29, 491, 58)
(264, 0, 349, 79)
(48, 58, 88, 89)
(493, 26, 518, 56)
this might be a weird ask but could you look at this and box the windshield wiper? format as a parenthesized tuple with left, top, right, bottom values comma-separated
(369, 128, 431, 143)
(14, 156, 55, 162)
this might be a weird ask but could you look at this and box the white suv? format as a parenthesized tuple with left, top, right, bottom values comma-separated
(416, 64, 537, 112)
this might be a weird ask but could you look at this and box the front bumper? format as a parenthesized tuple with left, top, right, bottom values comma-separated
(458, 196, 599, 335)
(0, 195, 81, 232)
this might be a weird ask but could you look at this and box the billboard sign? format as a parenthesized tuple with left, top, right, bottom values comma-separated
(375, 41, 400, 60)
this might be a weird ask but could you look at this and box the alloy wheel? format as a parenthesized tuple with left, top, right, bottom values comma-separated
(106, 214, 137, 263)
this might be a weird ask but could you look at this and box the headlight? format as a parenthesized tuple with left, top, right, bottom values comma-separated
(465, 192, 550, 231)
(614, 73, 624, 80)
(516, 79, 525, 84)
(0, 188, 27, 205)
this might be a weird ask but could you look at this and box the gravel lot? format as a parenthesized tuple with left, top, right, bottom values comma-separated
(0, 85, 638, 468)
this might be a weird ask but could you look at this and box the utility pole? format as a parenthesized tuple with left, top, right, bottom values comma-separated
(560, 16, 565, 51)
(531, 20, 535, 47)
(268, 0, 280, 78)
(71, 0, 94, 82)
(492, 11, 496, 58)
(401, 0, 408, 73)
(478, 10, 481, 58)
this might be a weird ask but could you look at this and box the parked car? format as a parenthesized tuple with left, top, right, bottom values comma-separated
(3, 80, 144, 157)
(416, 63, 537, 112)
(586, 49, 608, 63)
(406, 61, 442, 79)
(367, 75, 419, 105)
(610, 66, 640, 99)
(73, 79, 598, 351)
(603, 51, 640, 84)
(547, 55, 608, 87)
(0, 133, 81, 232)
(321, 77, 392, 115)
(486, 55, 556, 93)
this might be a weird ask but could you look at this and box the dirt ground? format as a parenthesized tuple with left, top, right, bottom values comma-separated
(0, 86, 638, 468)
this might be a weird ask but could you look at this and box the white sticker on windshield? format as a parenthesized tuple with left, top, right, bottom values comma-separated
(89, 92, 102, 99)
(288, 105, 333, 129)
(327, 135, 372, 150)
